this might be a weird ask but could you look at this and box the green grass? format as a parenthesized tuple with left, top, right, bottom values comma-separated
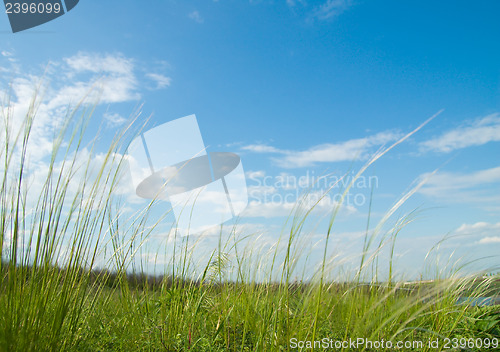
(0, 91, 499, 351)
(3, 267, 495, 351)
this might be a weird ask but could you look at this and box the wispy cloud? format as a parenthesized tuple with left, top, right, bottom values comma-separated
(311, 0, 353, 20)
(54, 52, 140, 106)
(64, 52, 134, 76)
(0, 49, 19, 72)
(452, 222, 500, 245)
(242, 144, 283, 154)
(188, 10, 204, 24)
(418, 166, 500, 205)
(478, 236, 500, 244)
(246, 170, 266, 179)
(104, 112, 126, 128)
(0, 51, 169, 164)
(419, 113, 500, 153)
(146, 73, 172, 89)
(286, 0, 306, 7)
(0, 52, 152, 227)
(243, 192, 356, 218)
(242, 131, 400, 168)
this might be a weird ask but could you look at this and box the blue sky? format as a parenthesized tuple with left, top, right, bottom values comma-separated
(1, 0, 499, 280)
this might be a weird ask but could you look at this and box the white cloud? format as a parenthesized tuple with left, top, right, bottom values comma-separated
(0, 50, 19, 73)
(0, 51, 170, 168)
(145, 73, 172, 89)
(53, 52, 141, 105)
(421, 166, 500, 190)
(64, 52, 134, 75)
(188, 10, 204, 23)
(246, 170, 266, 179)
(420, 113, 500, 153)
(248, 184, 278, 198)
(455, 221, 500, 236)
(48, 76, 139, 107)
(311, 0, 353, 20)
(104, 112, 126, 128)
(478, 237, 500, 244)
(4, 76, 65, 162)
(242, 191, 356, 218)
(242, 144, 283, 153)
(243, 201, 298, 218)
(451, 222, 500, 245)
(242, 131, 400, 168)
(277, 132, 398, 167)
(418, 166, 500, 205)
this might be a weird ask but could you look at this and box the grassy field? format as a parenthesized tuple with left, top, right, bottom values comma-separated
(1, 97, 499, 351)
(1, 264, 499, 351)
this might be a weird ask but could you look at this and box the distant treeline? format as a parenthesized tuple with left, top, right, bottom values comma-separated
(2, 260, 499, 296)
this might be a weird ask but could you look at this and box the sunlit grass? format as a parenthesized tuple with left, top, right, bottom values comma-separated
(0, 90, 498, 351)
